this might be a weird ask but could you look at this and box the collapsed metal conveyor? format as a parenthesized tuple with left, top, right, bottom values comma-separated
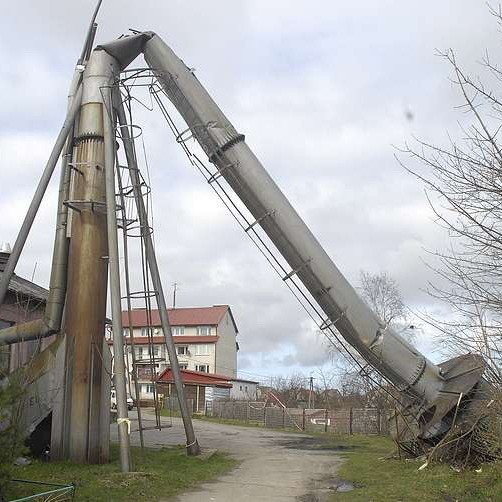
(0, 25, 493, 468)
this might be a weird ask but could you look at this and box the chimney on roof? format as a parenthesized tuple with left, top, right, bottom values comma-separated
(0, 242, 12, 272)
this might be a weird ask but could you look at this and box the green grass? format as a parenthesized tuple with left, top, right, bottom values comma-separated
(5, 444, 236, 501)
(326, 434, 502, 501)
(189, 415, 502, 500)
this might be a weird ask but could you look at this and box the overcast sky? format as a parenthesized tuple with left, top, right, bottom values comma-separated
(1, 1, 500, 384)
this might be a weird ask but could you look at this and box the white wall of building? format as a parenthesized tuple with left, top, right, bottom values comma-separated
(214, 311, 237, 377)
(230, 379, 258, 400)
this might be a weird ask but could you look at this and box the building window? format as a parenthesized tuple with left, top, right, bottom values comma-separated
(193, 344, 210, 356)
(136, 345, 160, 359)
(143, 384, 155, 394)
(239, 385, 243, 391)
(196, 326, 211, 336)
(172, 326, 184, 335)
(141, 327, 151, 337)
(177, 345, 188, 356)
(196, 364, 209, 373)
(179, 364, 188, 370)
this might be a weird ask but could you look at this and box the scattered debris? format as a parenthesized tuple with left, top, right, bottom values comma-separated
(14, 457, 31, 466)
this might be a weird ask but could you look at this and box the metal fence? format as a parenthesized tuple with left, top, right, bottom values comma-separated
(9, 479, 75, 501)
(163, 395, 195, 413)
(208, 400, 391, 435)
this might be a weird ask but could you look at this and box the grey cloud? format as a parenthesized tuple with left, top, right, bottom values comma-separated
(1, 1, 498, 378)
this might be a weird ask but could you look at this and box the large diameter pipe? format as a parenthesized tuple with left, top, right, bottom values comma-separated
(0, 10, 97, 345)
(64, 49, 116, 463)
(103, 83, 132, 473)
(79, 0, 103, 64)
(0, 84, 83, 308)
(44, 68, 84, 334)
(143, 34, 444, 407)
(44, 1, 102, 334)
(0, 319, 45, 345)
(114, 95, 200, 456)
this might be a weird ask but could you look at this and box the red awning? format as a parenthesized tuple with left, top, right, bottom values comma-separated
(156, 368, 232, 388)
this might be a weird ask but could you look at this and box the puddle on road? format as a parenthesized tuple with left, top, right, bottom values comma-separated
(334, 480, 356, 492)
(297, 477, 361, 501)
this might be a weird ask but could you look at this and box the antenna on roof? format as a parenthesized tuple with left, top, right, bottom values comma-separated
(172, 282, 180, 308)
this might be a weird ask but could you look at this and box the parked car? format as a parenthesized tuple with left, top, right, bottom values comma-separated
(110, 389, 134, 410)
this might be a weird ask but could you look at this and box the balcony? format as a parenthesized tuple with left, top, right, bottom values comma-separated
(136, 367, 158, 380)
(133, 355, 165, 364)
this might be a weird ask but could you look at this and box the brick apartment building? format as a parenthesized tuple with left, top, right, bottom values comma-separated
(108, 305, 239, 401)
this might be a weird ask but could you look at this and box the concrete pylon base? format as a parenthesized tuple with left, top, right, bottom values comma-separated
(50, 334, 111, 463)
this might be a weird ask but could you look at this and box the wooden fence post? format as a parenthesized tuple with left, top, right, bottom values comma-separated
(394, 407, 402, 460)
(349, 407, 353, 435)
(282, 407, 285, 428)
(302, 408, 306, 431)
(324, 409, 328, 433)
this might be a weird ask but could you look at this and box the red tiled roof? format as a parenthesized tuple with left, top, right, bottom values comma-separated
(121, 305, 238, 332)
(107, 335, 219, 345)
(156, 368, 232, 388)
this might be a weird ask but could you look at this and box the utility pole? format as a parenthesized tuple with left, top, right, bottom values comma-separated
(308, 376, 314, 409)
(172, 282, 178, 308)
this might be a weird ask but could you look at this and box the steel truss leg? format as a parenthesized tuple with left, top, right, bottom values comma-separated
(116, 163, 145, 448)
(103, 87, 132, 472)
(114, 93, 200, 456)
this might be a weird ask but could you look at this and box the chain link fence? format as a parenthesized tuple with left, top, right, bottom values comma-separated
(208, 400, 391, 435)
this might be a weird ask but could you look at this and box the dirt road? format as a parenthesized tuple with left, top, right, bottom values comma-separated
(112, 414, 343, 501)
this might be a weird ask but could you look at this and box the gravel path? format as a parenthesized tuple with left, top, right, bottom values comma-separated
(112, 413, 342, 501)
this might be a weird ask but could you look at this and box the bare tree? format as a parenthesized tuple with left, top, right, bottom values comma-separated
(270, 373, 308, 407)
(313, 367, 346, 409)
(320, 271, 413, 409)
(399, 7, 502, 384)
(360, 271, 406, 326)
(359, 270, 417, 344)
